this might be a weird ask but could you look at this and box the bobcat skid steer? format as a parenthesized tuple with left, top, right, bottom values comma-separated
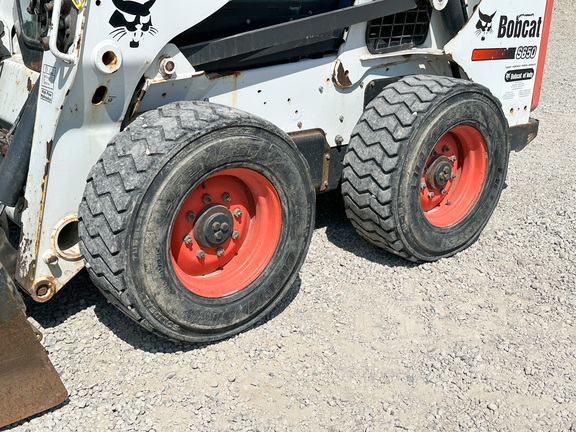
(0, 0, 553, 425)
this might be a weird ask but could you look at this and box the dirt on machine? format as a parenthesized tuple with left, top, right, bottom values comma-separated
(0, 0, 553, 426)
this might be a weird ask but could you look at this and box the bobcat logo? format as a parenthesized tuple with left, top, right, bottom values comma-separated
(475, 9, 497, 41)
(109, 0, 158, 48)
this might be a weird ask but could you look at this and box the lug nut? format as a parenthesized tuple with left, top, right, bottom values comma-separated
(202, 194, 212, 204)
(212, 222, 221, 231)
(216, 247, 225, 257)
(214, 232, 223, 241)
(221, 192, 232, 203)
(441, 188, 448, 195)
(196, 250, 206, 259)
(221, 223, 230, 233)
(232, 230, 240, 240)
(183, 234, 194, 245)
(450, 156, 457, 162)
(185, 211, 195, 222)
(427, 192, 435, 199)
(233, 208, 243, 218)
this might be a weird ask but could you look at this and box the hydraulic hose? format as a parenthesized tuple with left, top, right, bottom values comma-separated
(0, 83, 39, 207)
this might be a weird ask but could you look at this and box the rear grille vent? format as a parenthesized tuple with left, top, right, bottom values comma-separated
(366, 5, 431, 54)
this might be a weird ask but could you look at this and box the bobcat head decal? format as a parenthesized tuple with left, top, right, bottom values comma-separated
(109, 0, 157, 48)
(475, 9, 497, 41)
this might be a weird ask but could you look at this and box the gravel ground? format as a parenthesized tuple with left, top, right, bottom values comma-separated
(4, 1, 576, 431)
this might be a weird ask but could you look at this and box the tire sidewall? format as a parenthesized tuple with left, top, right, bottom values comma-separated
(126, 126, 314, 341)
(396, 91, 509, 260)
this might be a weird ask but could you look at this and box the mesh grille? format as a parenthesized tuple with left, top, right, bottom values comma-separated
(367, 5, 431, 54)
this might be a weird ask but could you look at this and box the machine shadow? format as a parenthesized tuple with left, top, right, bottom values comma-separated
(314, 189, 418, 270)
(26, 268, 301, 354)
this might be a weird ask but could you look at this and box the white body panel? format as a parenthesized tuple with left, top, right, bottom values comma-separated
(446, 0, 548, 126)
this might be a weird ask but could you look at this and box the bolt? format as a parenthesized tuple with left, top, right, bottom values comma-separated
(212, 222, 221, 231)
(183, 234, 193, 245)
(297, 121, 303, 129)
(221, 223, 230, 233)
(202, 194, 212, 204)
(443, 167, 450, 174)
(221, 192, 231, 203)
(339, 115, 344, 123)
(318, 86, 324, 93)
(36, 285, 49, 297)
(185, 211, 195, 222)
(196, 250, 206, 259)
(427, 192, 435, 199)
(450, 155, 457, 162)
(420, 182, 427, 190)
(441, 188, 448, 195)
(214, 232, 223, 241)
(451, 173, 457, 179)
(44, 253, 58, 266)
(335, 135, 344, 145)
(233, 208, 243, 218)
(216, 247, 225, 257)
(232, 230, 240, 240)
(442, 145, 450, 153)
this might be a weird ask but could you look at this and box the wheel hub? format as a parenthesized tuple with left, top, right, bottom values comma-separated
(193, 204, 234, 248)
(425, 156, 453, 190)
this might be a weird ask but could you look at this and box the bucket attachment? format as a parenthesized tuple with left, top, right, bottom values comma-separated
(0, 262, 68, 428)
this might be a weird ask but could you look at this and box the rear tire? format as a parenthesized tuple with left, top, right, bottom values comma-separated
(342, 75, 510, 262)
(79, 101, 315, 342)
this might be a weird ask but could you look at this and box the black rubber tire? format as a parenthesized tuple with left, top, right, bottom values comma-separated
(342, 75, 510, 262)
(78, 101, 315, 343)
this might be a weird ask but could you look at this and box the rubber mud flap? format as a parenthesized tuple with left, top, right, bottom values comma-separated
(0, 263, 68, 428)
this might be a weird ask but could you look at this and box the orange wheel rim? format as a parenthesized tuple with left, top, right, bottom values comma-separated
(420, 125, 487, 227)
(170, 168, 281, 298)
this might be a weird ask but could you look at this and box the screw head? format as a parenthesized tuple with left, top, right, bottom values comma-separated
(185, 211, 196, 222)
(216, 247, 225, 257)
(233, 208, 243, 218)
(202, 194, 212, 204)
(232, 230, 240, 240)
(221, 192, 231, 203)
(427, 192, 435, 199)
(196, 250, 206, 259)
(183, 234, 194, 245)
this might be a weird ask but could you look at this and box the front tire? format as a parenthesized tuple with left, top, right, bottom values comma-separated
(342, 75, 510, 262)
(79, 102, 315, 342)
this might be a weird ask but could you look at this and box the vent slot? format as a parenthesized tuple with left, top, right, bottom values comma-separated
(366, 5, 431, 54)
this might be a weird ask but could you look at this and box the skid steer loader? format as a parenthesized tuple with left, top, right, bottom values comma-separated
(0, 0, 553, 425)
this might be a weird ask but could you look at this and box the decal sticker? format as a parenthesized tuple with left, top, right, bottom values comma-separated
(505, 68, 535, 83)
(109, 0, 157, 48)
(475, 9, 497, 41)
(471, 48, 516, 61)
(40, 65, 56, 104)
(497, 14, 542, 39)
